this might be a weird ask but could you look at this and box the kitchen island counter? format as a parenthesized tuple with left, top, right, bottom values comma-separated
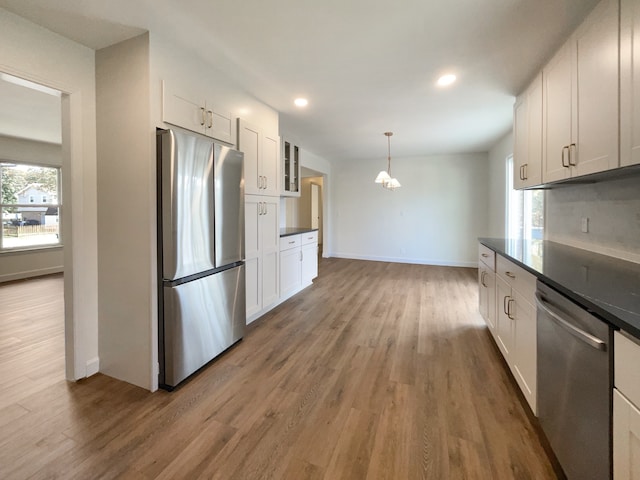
(280, 227, 318, 238)
(479, 238, 640, 339)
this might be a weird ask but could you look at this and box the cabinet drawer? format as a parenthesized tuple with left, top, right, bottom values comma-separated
(301, 231, 318, 246)
(496, 254, 536, 299)
(280, 234, 301, 251)
(615, 331, 640, 408)
(478, 244, 495, 270)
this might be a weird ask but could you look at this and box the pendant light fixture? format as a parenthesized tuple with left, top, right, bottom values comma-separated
(374, 132, 401, 190)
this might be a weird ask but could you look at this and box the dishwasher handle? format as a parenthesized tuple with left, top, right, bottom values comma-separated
(535, 292, 607, 351)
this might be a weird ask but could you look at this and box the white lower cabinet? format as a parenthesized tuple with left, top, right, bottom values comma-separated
(245, 195, 279, 322)
(495, 274, 514, 360)
(491, 251, 538, 414)
(279, 230, 318, 301)
(614, 331, 640, 479)
(478, 244, 497, 337)
(280, 239, 302, 299)
(614, 389, 640, 480)
(301, 241, 318, 286)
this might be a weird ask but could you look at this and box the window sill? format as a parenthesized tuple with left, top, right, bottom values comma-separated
(0, 244, 63, 255)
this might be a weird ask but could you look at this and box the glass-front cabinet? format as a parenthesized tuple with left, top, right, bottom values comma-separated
(282, 139, 300, 197)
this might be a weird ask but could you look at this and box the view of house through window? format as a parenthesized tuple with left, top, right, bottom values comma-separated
(506, 155, 544, 241)
(1, 162, 61, 249)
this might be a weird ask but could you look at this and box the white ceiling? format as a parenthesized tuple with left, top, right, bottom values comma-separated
(0, 0, 600, 161)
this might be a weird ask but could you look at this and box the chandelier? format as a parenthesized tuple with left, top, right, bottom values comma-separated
(374, 132, 401, 190)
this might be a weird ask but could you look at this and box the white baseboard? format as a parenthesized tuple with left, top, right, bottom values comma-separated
(0, 266, 63, 283)
(86, 357, 100, 377)
(330, 252, 477, 268)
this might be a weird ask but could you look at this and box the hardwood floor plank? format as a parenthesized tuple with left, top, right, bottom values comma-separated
(0, 262, 559, 479)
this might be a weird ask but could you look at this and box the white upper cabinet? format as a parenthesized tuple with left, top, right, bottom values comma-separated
(281, 139, 301, 197)
(514, 73, 543, 189)
(621, 0, 640, 167)
(238, 119, 279, 197)
(542, 0, 619, 184)
(574, 0, 619, 177)
(162, 81, 233, 144)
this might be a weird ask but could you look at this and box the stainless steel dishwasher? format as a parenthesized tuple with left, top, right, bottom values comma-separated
(536, 280, 613, 480)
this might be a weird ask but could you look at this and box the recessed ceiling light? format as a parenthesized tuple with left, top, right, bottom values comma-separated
(294, 98, 308, 107)
(436, 74, 457, 87)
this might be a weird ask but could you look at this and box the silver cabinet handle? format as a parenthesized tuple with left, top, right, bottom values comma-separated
(200, 107, 206, 126)
(480, 271, 487, 287)
(561, 145, 570, 168)
(505, 271, 516, 279)
(288, 241, 295, 244)
(507, 298, 515, 320)
(481, 253, 489, 258)
(207, 110, 213, 129)
(503, 295, 510, 315)
(262, 202, 267, 215)
(569, 143, 577, 166)
(264, 176, 268, 190)
(519, 164, 525, 180)
(534, 292, 606, 350)
(523, 163, 528, 180)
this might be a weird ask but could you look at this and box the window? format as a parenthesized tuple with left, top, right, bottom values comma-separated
(506, 155, 544, 241)
(1, 162, 61, 250)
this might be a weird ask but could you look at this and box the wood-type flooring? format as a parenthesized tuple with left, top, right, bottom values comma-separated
(0, 260, 558, 479)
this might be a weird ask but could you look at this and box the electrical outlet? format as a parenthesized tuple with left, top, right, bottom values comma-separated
(581, 217, 589, 233)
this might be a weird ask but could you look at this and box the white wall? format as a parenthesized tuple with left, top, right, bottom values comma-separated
(0, 135, 64, 282)
(487, 131, 512, 238)
(96, 34, 153, 389)
(546, 175, 640, 263)
(331, 153, 489, 267)
(0, 7, 99, 381)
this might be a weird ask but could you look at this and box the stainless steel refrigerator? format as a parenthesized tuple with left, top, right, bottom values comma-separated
(157, 128, 245, 389)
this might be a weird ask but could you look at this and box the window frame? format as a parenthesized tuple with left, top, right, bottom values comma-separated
(0, 161, 63, 252)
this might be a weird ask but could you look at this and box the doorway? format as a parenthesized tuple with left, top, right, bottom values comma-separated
(0, 72, 67, 387)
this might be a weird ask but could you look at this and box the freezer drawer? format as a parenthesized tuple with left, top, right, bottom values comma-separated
(161, 265, 246, 387)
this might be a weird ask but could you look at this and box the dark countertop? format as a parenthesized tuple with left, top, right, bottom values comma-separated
(280, 227, 318, 238)
(479, 238, 640, 339)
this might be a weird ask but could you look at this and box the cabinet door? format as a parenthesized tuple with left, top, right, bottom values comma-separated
(621, 0, 640, 167)
(244, 196, 262, 320)
(525, 75, 543, 187)
(301, 241, 318, 285)
(162, 81, 205, 135)
(237, 119, 262, 195)
(204, 104, 233, 145)
(543, 42, 574, 183)
(513, 94, 529, 190)
(512, 292, 537, 414)
(514, 75, 543, 190)
(495, 275, 514, 361)
(478, 265, 489, 322)
(262, 132, 280, 196)
(261, 197, 280, 310)
(280, 247, 301, 297)
(614, 389, 640, 480)
(484, 268, 496, 334)
(574, 0, 619, 176)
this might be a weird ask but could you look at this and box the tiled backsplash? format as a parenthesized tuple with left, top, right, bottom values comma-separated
(545, 175, 640, 263)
